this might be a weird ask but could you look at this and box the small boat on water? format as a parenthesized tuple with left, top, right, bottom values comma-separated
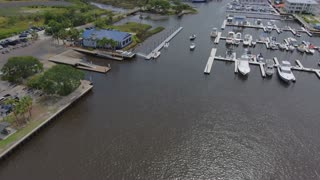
(237, 51, 251, 76)
(210, 28, 218, 38)
(265, 59, 274, 76)
(226, 31, 235, 44)
(243, 34, 252, 46)
(164, 41, 169, 48)
(234, 32, 241, 45)
(296, 32, 301, 37)
(277, 61, 295, 83)
(257, 53, 264, 62)
(189, 34, 196, 40)
(190, 43, 196, 50)
(251, 41, 256, 47)
(288, 37, 298, 47)
(152, 51, 161, 59)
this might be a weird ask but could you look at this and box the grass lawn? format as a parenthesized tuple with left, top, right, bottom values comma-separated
(302, 15, 320, 24)
(0, 19, 44, 39)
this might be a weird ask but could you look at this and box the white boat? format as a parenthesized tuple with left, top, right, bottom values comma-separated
(288, 37, 298, 47)
(237, 52, 251, 76)
(152, 51, 161, 59)
(265, 59, 274, 76)
(164, 42, 169, 48)
(257, 53, 264, 62)
(190, 43, 196, 50)
(278, 43, 287, 50)
(270, 41, 278, 50)
(251, 41, 256, 47)
(210, 28, 218, 38)
(297, 44, 306, 53)
(234, 32, 241, 45)
(277, 61, 295, 83)
(243, 34, 252, 46)
(189, 34, 196, 40)
(288, 45, 295, 51)
(226, 31, 235, 44)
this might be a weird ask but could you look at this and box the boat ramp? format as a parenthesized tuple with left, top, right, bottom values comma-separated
(49, 50, 111, 73)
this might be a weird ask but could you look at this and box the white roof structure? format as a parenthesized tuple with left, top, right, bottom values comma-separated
(286, 0, 318, 4)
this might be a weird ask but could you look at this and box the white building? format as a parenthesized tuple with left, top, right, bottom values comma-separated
(285, 0, 318, 14)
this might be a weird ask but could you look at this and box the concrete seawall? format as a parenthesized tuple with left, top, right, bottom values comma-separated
(0, 81, 93, 160)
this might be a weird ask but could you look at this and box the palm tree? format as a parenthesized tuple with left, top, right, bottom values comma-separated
(109, 39, 118, 51)
(97, 37, 110, 49)
(20, 96, 33, 120)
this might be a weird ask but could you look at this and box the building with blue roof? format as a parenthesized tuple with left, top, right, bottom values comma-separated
(82, 28, 132, 49)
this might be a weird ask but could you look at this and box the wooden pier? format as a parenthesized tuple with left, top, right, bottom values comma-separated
(73, 48, 124, 61)
(204, 48, 216, 74)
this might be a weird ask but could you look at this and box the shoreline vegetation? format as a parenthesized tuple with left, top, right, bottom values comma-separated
(0, 56, 89, 157)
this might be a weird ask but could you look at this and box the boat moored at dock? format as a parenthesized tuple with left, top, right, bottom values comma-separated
(277, 61, 296, 83)
(237, 51, 251, 76)
(265, 59, 274, 76)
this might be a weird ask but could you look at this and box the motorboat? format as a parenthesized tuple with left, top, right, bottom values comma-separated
(278, 43, 287, 50)
(277, 61, 295, 83)
(251, 41, 256, 47)
(226, 49, 236, 60)
(296, 32, 301, 37)
(297, 44, 306, 53)
(189, 34, 196, 40)
(234, 32, 241, 45)
(270, 41, 278, 50)
(237, 52, 251, 76)
(164, 41, 169, 48)
(210, 28, 218, 38)
(288, 45, 295, 51)
(226, 31, 235, 44)
(243, 34, 252, 46)
(190, 43, 196, 50)
(257, 53, 264, 62)
(288, 37, 298, 47)
(265, 59, 274, 76)
(307, 44, 316, 54)
(152, 51, 161, 59)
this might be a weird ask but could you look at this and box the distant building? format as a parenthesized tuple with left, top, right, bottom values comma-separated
(192, 0, 207, 2)
(284, 0, 318, 14)
(82, 28, 132, 49)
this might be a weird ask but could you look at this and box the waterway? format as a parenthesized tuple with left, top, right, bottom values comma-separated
(1, 0, 320, 179)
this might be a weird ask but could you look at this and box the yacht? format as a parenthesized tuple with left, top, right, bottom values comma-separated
(243, 34, 252, 46)
(189, 34, 196, 40)
(257, 53, 264, 62)
(210, 28, 218, 38)
(234, 32, 242, 45)
(226, 32, 235, 44)
(237, 52, 251, 76)
(152, 51, 161, 59)
(265, 59, 274, 76)
(277, 61, 295, 83)
(190, 43, 196, 50)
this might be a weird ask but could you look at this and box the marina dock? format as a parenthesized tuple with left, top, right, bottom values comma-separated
(138, 27, 183, 59)
(214, 32, 222, 44)
(73, 48, 124, 61)
(49, 50, 111, 73)
(204, 48, 216, 74)
(221, 20, 227, 30)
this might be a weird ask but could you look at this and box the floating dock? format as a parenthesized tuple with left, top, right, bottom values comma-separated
(214, 32, 222, 44)
(221, 20, 227, 30)
(204, 48, 216, 74)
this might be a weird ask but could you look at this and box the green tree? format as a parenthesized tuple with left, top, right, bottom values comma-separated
(27, 65, 84, 96)
(68, 28, 81, 42)
(1, 56, 43, 83)
(97, 37, 110, 48)
(4, 96, 32, 125)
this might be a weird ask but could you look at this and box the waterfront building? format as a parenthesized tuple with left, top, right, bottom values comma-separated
(82, 28, 132, 49)
(284, 0, 318, 14)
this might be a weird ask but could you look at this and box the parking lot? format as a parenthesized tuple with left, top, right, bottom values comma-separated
(226, 0, 279, 15)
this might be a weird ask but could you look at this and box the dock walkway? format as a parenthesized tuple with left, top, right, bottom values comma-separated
(204, 48, 216, 74)
(138, 27, 183, 59)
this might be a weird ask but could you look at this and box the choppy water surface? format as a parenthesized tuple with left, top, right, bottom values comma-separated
(1, 1, 320, 179)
